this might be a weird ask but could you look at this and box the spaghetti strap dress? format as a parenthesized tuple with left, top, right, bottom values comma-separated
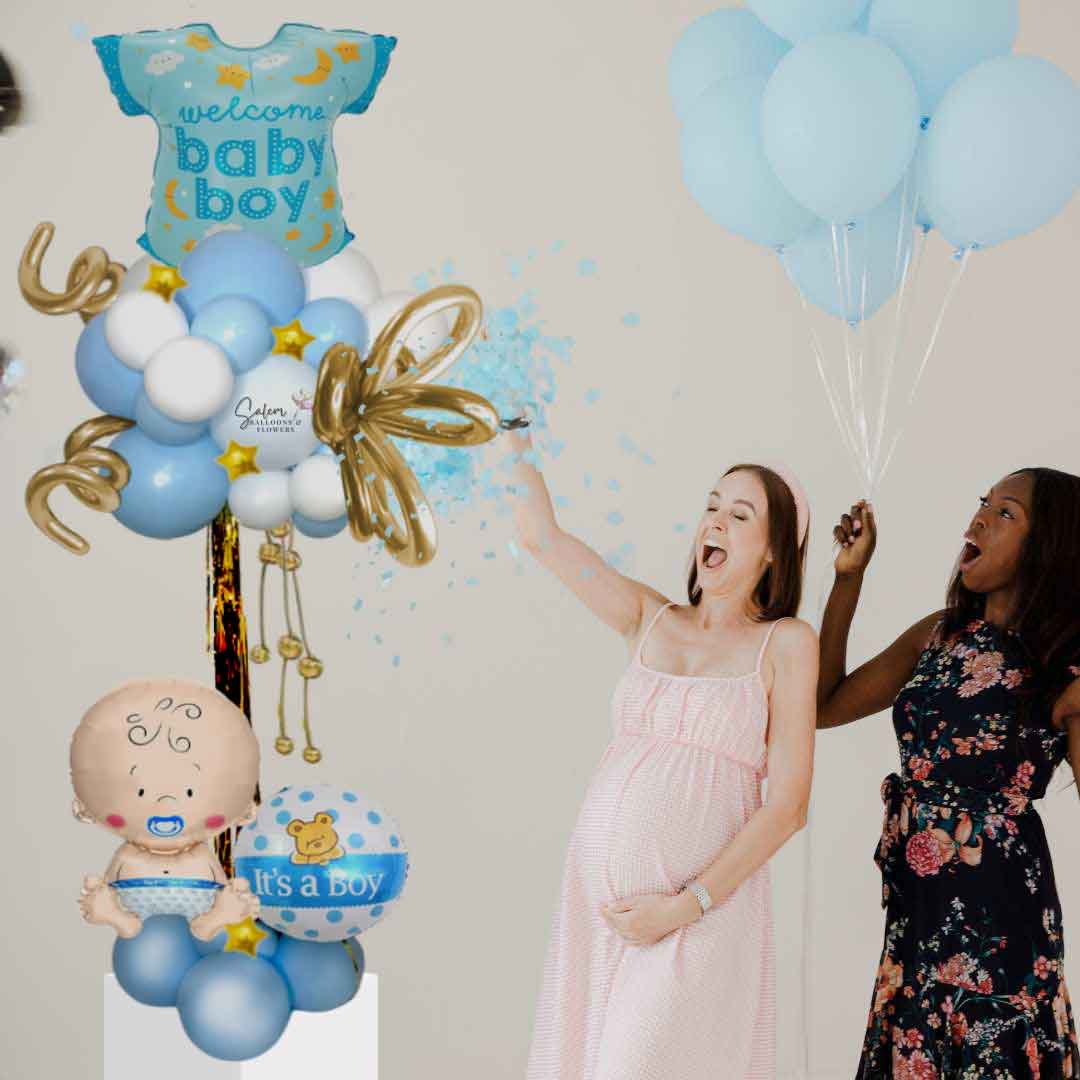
(526, 603, 783, 1080)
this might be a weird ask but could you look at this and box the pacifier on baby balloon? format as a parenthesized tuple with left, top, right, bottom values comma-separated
(146, 814, 185, 838)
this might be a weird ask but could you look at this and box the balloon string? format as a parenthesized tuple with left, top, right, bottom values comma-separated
(869, 183, 924, 483)
(878, 246, 971, 484)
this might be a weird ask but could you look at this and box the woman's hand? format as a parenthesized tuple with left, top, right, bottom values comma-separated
(833, 500, 877, 577)
(601, 891, 699, 946)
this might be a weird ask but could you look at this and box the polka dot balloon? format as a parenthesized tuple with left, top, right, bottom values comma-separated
(235, 784, 408, 942)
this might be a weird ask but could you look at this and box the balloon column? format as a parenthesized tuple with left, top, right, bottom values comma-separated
(672, 1, 1079, 492)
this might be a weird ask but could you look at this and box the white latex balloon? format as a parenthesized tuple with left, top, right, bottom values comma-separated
(144, 338, 235, 423)
(303, 248, 381, 310)
(105, 292, 189, 371)
(209, 355, 319, 470)
(365, 290, 451, 364)
(117, 255, 155, 296)
(288, 454, 347, 521)
(227, 471, 293, 529)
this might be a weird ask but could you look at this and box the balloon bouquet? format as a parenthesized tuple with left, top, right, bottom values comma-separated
(672, 0, 1079, 496)
(21, 21, 508, 1062)
(669, 4, 1079, 1076)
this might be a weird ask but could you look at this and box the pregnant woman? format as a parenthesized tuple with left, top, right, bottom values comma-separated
(819, 469, 1080, 1078)
(512, 428, 818, 1080)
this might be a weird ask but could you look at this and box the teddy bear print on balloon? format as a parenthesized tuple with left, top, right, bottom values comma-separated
(21, 19, 506, 767)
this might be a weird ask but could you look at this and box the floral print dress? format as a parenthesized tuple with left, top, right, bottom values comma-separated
(858, 617, 1078, 1079)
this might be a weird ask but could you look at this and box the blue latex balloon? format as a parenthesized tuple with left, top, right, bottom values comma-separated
(75, 313, 142, 419)
(193, 921, 280, 960)
(292, 511, 348, 538)
(680, 74, 816, 249)
(747, 0, 868, 44)
(272, 937, 361, 1012)
(924, 55, 1080, 249)
(177, 953, 292, 1061)
(868, 0, 1018, 117)
(781, 185, 916, 322)
(112, 915, 202, 1007)
(177, 232, 305, 326)
(762, 33, 921, 223)
(190, 296, 274, 374)
(109, 429, 229, 539)
(668, 9, 789, 122)
(297, 298, 369, 370)
(134, 390, 208, 446)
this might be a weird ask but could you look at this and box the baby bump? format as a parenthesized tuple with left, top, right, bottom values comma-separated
(575, 737, 759, 900)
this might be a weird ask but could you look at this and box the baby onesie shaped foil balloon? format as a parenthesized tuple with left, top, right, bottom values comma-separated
(71, 678, 261, 939)
(92, 23, 395, 267)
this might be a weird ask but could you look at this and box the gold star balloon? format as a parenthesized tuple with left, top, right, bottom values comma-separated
(216, 441, 261, 482)
(142, 263, 187, 303)
(271, 318, 316, 361)
(223, 916, 268, 958)
(312, 284, 500, 567)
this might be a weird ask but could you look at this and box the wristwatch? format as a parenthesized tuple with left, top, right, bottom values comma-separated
(687, 880, 713, 917)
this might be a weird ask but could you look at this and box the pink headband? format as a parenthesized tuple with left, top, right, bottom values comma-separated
(765, 463, 810, 546)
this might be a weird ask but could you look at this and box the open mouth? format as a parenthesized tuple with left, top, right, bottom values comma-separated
(701, 542, 728, 571)
(959, 539, 982, 571)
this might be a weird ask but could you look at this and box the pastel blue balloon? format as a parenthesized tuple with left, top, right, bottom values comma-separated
(681, 74, 816, 249)
(868, 0, 1018, 117)
(297, 298, 369, 370)
(668, 9, 789, 121)
(747, 0, 868, 43)
(109, 429, 228, 539)
(112, 915, 202, 1007)
(272, 937, 362, 1012)
(190, 296, 274, 374)
(762, 33, 920, 223)
(177, 953, 291, 1061)
(292, 511, 348, 538)
(781, 185, 916, 322)
(193, 921, 280, 960)
(134, 390, 208, 446)
(75, 313, 142, 419)
(177, 232, 305, 326)
(924, 55, 1080, 249)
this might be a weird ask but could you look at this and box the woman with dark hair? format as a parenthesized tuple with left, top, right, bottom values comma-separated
(819, 469, 1080, 1077)
(511, 428, 818, 1079)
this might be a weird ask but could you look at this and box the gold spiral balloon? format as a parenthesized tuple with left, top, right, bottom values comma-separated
(19, 222, 126, 322)
(25, 416, 134, 555)
(312, 285, 500, 566)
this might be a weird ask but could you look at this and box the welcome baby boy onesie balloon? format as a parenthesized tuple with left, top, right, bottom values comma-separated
(71, 678, 261, 940)
(93, 23, 395, 267)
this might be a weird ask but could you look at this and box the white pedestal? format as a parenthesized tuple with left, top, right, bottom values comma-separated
(104, 972, 378, 1078)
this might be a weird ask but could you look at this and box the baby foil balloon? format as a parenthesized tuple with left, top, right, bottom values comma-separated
(71, 678, 261, 940)
(93, 23, 395, 268)
(235, 783, 409, 941)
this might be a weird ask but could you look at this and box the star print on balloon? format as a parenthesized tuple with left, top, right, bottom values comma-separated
(92, 23, 396, 267)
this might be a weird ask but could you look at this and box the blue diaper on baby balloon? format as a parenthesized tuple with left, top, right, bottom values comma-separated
(111, 878, 223, 920)
(92, 23, 395, 268)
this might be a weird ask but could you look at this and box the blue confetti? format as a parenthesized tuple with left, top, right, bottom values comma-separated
(578, 258, 598, 277)
(607, 511, 624, 526)
(674, 523, 688, 534)
(621, 312, 641, 327)
(585, 388, 601, 405)
(607, 478, 621, 493)
(392, 655, 401, 668)
(554, 495, 571, 509)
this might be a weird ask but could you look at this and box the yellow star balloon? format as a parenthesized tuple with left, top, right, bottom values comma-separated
(216, 441, 261, 482)
(143, 263, 187, 303)
(271, 319, 316, 361)
(223, 916, 268, 958)
(334, 41, 361, 63)
(312, 285, 500, 567)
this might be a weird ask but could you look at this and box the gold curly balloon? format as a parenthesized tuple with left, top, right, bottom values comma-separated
(312, 285, 500, 566)
(25, 416, 134, 555)
(19, 222, 126, 323)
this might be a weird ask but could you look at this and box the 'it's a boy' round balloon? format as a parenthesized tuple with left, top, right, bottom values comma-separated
(235, 784, 408, 942)
(93, 23, 395, 268)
